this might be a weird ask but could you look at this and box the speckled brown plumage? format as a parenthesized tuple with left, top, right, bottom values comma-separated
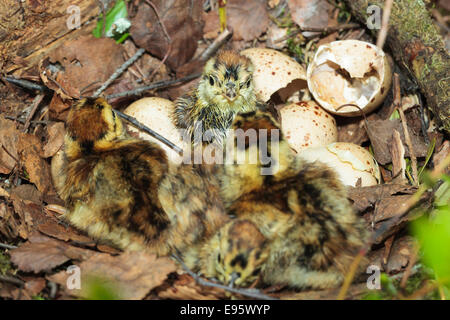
(172, 50, 266, 147)
(59, 97, 229, 256)
(196, 110, 369, 289)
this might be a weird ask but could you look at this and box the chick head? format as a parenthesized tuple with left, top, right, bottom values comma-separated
(198, 50, 257, 113)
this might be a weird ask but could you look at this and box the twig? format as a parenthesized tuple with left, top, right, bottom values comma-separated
(0, 243, 18, 250)
(376, 0, 393, 49)
(274, 23, 360, 43)
(171, 254, 277, 300)
(144, 0, 172, 81)
(23, 94, 45, 132)
(106, 73, 201, 99)
(114, 110, 183, 155)
(400, 243, 418, 288)
(394, 74, 418, 185)
(199, 28, 233, 61)
(337, 153, 450, 300)
(0, 275, 24, 287)
(3, 116, 48, 125)
(3, 77, 48, 92)
(92, 48, 146, 98)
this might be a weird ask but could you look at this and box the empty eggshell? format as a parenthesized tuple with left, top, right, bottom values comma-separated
(123, 97, 184, 163)
(278, 101, 337, 152)
(240, 48, 307, 102)
(298, 142, 380, 187)
(307, 40, 392, 116)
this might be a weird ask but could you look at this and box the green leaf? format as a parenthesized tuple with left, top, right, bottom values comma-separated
(412, 209, 450, 282)
(418, 137, 436, 179)
(389, 109, 400, 120)
(93, 0, 130, 43)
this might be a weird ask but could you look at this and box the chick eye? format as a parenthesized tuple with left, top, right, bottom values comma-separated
(217, 254, 221, 263)
(209, 76, 215, 86)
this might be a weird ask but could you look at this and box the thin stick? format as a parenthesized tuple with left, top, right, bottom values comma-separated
(376, 0, 394, 49)
(274, 23, 360, 43)
(199, 29, 233, 61)
(23, 94, 45, 132)
(92, 48, 146, 98)
(4, 116, 48, 125)
(106, 73, 201, 99)
(337, 153, 450, 300)
(171, 254, 277, 300)
(0, 243, 18, 250)
(144, 0, 172, 81)
(4, 77, 48, 92)
(114, 110, 183, 155)
(394, 74, 418, 185)
(0, 275, 24, 287)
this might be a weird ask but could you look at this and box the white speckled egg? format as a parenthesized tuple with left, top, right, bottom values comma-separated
(298, 142, 380, 187)
(240, 48, 307, 102)
(278, 101, 337, 152)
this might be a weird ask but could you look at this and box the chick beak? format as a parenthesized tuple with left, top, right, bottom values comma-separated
(224, 82, 237, 101)
(229, 272, 239, 288)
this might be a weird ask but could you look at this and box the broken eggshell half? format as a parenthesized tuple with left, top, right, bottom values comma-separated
(123, 97, 184, 164)
(307, 40, 392, 116)
(278, 101, 337, 153)
(240, 48, 307, 102)
(298, 142, 381, 187)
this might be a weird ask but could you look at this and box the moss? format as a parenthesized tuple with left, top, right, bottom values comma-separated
(0, 252, 12, 275)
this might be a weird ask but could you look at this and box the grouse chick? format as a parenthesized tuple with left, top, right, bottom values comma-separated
(198, 110, 369, 289)
(173, 50, 264, 147)
(59, 97, 229, 256)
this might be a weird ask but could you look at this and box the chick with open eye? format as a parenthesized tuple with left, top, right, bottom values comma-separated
(173, 50, 265, 147)
(197, 110, 369, 290)
(59, 97, 229, 256)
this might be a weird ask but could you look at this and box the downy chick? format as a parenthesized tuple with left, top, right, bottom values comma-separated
(59, 97, 228, 256)
(173, 50, 265, 147)
(198, 110, 369, 289)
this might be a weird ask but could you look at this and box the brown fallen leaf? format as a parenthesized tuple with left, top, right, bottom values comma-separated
(40, 35, 126, 99)
(202, 11, 220, 40)
(368, 236, 416, 274)
(287, 0, 333, 35)
(0, 115, 20, 174)
(42, 122, 65, 158)
(228, 0, 269, 41)
(130, 0, 204, 70)
(10, 235, 94, 273)
(390, 129, 407, 184)
(24, 277, 47, 296)
(366, 119, 428, 165)
(18, 133, 53, 195)
(433, 140, 449, 175)
(48, 251, 177, 300)
(37, 220, 95, 246)
(347, 184, 417, 213)
(48, 94, 71, 121)
(10, 184, 43, 205)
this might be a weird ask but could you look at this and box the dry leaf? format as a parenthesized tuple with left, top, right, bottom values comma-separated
(228, 0, 269, 41)
(0, 116, 20, 174)
(288, 0, 332, 35)
(42, 122, 65, 158)
(10, 184, 43, 205)
(40, 35, 125, 99)
(366, 119, 428, 165)
(390, 129, 407, 183)
(48, 251, 177, 300)
(10, 236, 92, 273)
(130, 0, 204, 70)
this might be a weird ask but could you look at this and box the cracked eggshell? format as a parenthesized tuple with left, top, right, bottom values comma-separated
(240, 48, 307, 102)
(298, 142, 380, 187)
(307, 40, 392, 116)
(123, 97, 184, 163)
(278, 101, 337, 152)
